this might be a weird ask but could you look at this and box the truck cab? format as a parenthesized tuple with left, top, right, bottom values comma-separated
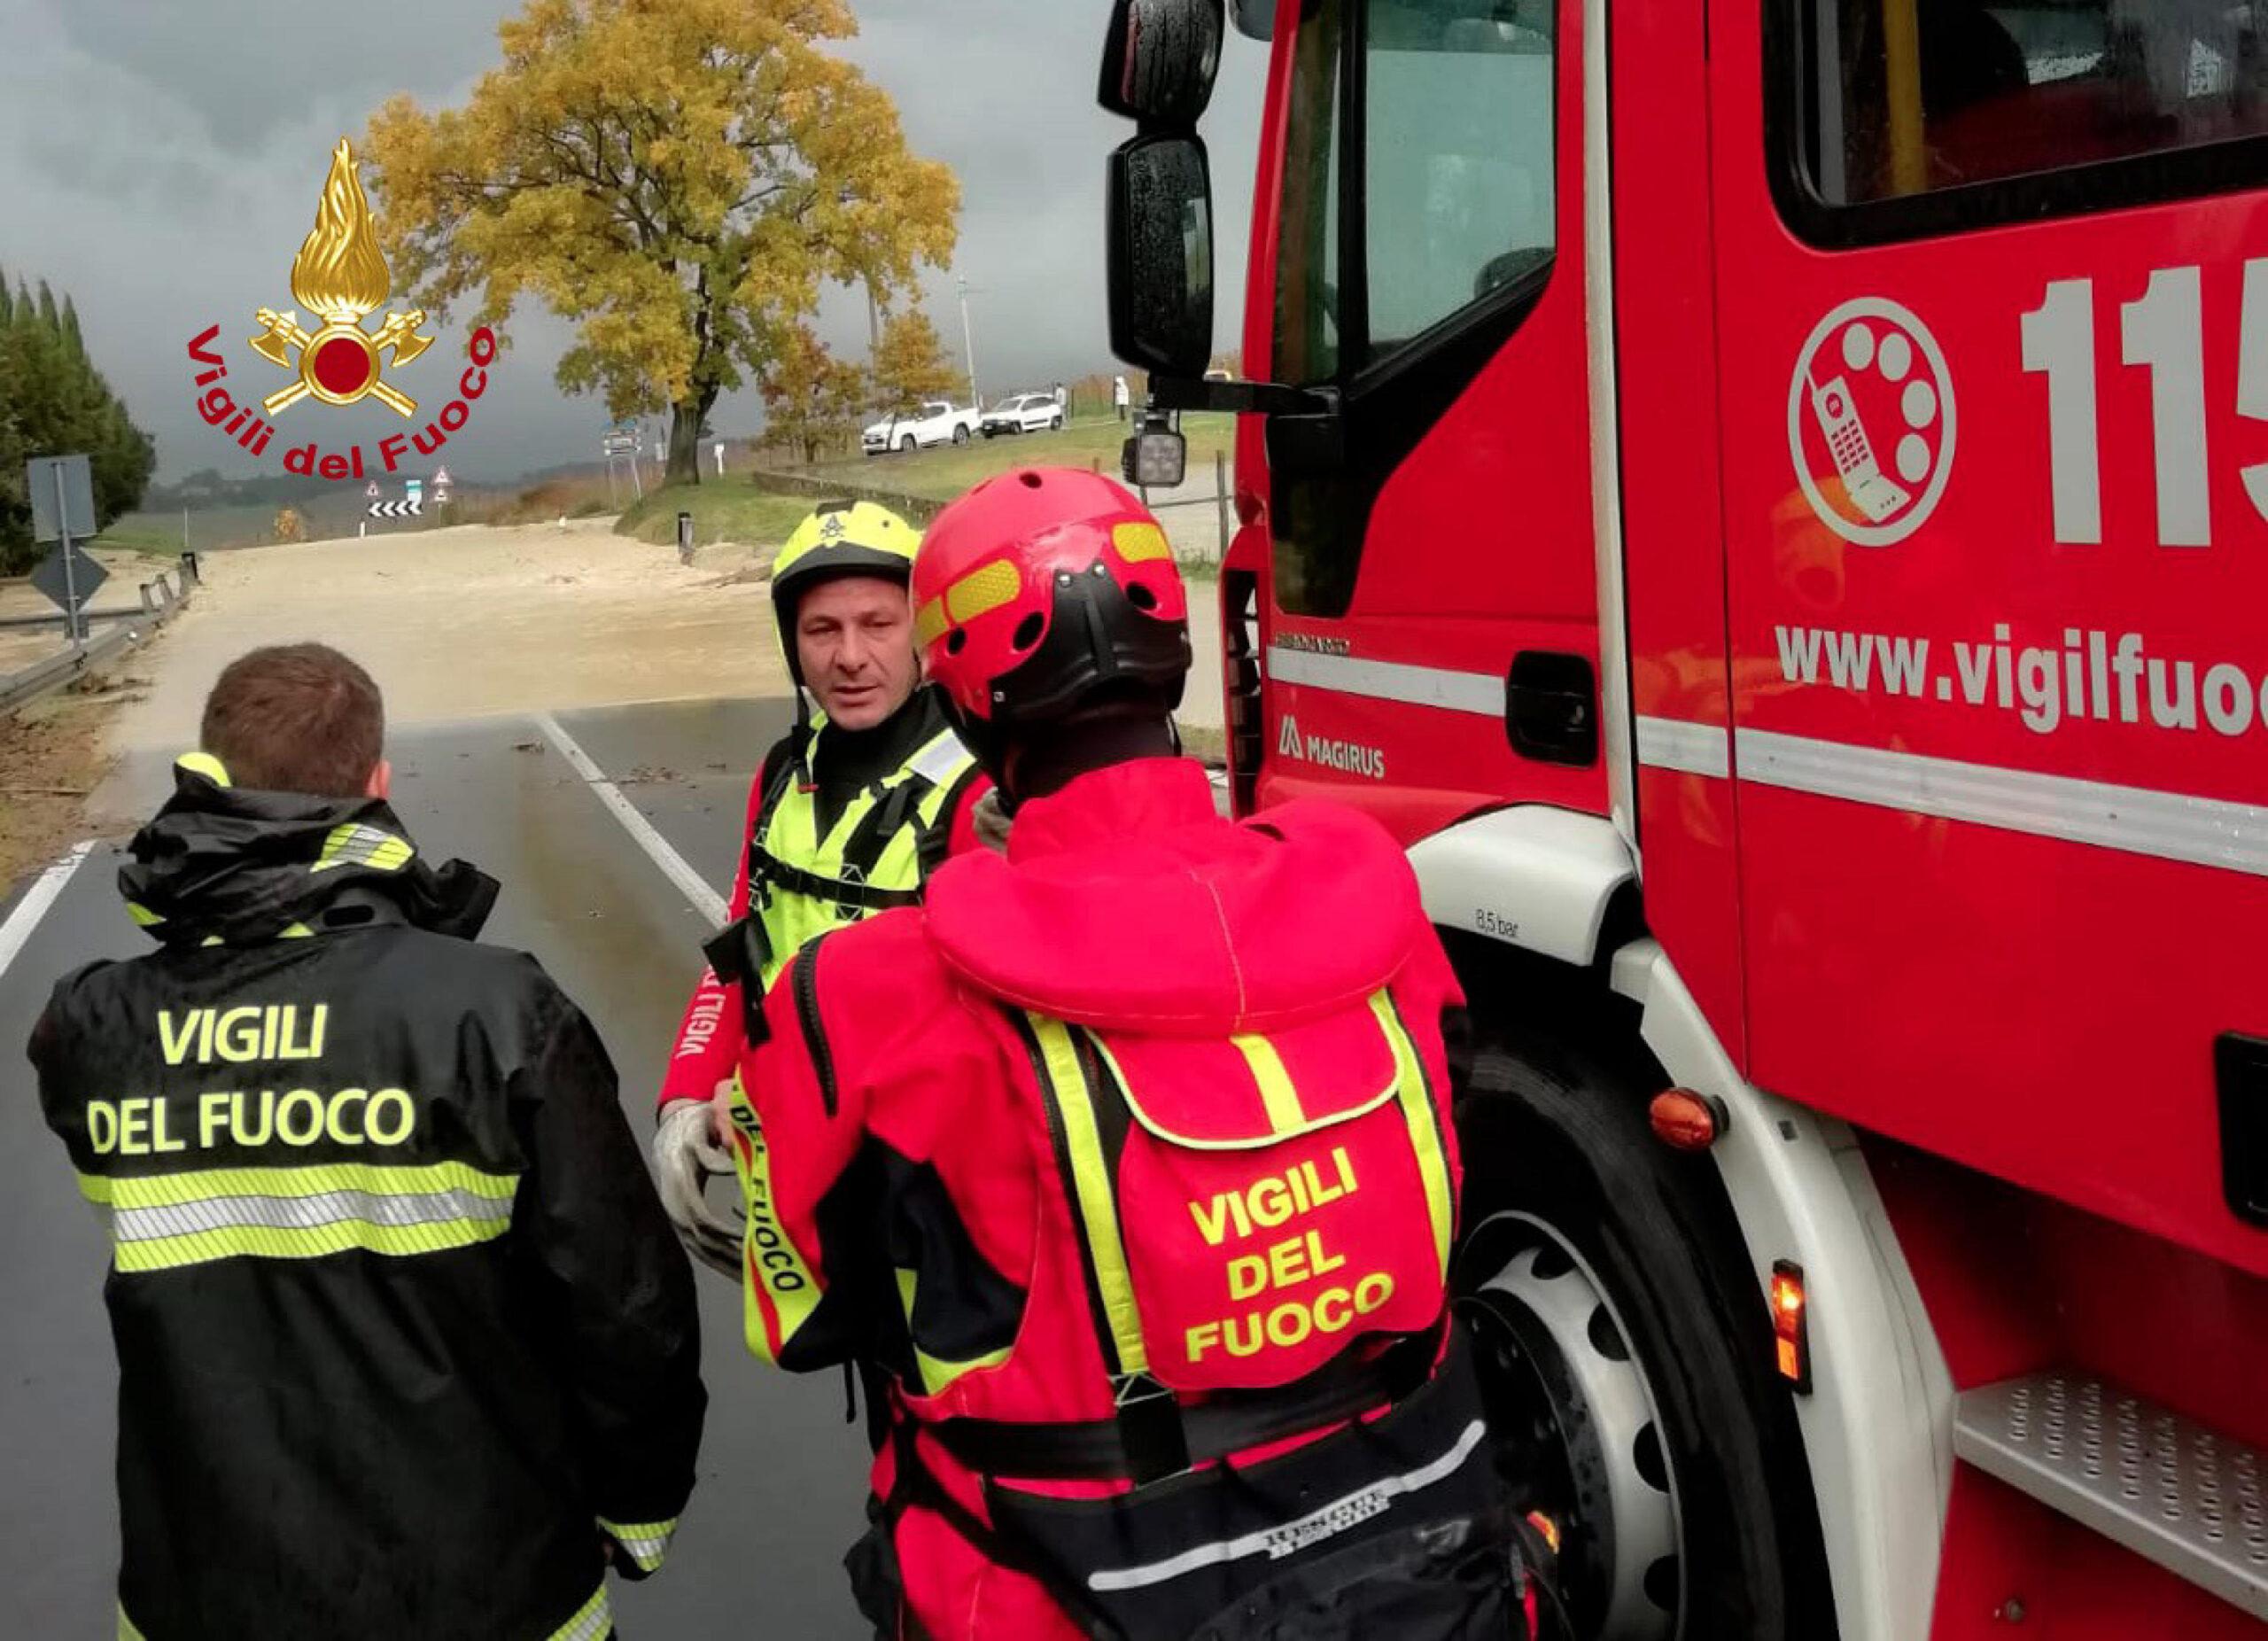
(1101, 2, 2268, 1636)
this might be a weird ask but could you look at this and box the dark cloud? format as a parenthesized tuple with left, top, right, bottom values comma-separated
(0, 0, 1265, 485)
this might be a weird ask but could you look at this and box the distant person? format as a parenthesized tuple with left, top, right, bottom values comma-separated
(1053, 379, 1068, 414)
(29, 642, 706, 1641)
(652, 502, 990, 1283)
(1114, 372, 1131, 421)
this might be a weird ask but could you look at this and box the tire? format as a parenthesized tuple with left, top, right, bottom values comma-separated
(1051, 415, 1065, 432)
(1454, 1023, 1835, 1641)
(898, 435, 916, 454)
(952, 425, 971, 446)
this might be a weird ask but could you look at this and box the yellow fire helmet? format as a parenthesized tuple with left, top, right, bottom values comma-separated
(768, 499, 924, 687)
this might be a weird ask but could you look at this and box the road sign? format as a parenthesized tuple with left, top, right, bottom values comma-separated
(27, 455, 95, 543)
(602, 434, 638, 455)
(32, 541, 106, 615)
(369, 500, 423, 519)
(365, 482, 381, 499)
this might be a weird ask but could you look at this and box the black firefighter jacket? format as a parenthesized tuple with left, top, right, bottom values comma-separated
(27, 761, 707, 1641)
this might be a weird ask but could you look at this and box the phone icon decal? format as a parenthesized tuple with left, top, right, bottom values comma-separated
(1789, 298, 1956, 548)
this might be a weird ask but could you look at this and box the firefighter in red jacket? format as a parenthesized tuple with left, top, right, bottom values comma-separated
(652, 501, 988, 1272)
(719, 469, 1528, 1638)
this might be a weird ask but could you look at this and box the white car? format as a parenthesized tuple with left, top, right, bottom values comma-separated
(862, 401, 982, 455)
(981, 393, 1068, 438)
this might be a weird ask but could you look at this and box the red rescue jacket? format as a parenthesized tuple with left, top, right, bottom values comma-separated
(726, 757, 1476, 1639)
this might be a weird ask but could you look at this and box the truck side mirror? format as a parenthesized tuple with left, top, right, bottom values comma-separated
(1107, 136, 1216, 379)
(1099, 0, 1226, 126)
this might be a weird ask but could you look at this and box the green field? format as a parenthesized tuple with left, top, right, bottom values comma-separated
(805, 412, 1235, 502)
(610, 412, 1237, 564)
(616, 486, 815, 555)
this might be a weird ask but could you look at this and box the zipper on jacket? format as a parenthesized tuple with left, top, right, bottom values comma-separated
(793, 939, 841, 1116)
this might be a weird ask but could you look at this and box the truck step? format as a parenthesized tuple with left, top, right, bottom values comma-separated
(1953, 1371, 2268, 1620)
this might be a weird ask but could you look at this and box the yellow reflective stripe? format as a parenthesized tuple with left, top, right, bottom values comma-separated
(546, 1581, 611, 1641)
(895, 1267, 1011, 1396)
(79, 1173, 113, 1206)
(1112, 520, 1171, 564)
(125, 901, 163, 928)
(945, 559, 1021, 624)
(117, 1605, 145, 1641)
(1028, 1015, 1148, 1376)
(1371, 992, 1455, 1280)
(95, 1160, 520, 1275)
(278, 922, 315, 938)
(914, 595, 951, 649)
(1231, 1033, 1305, 1133)
(113, 1214, 510, 1274)
(310, 821, 414, 875)
(726, 1072, 823, 1364)
(175, 751, 230, 787)
(96, 1160, 516, 1209)
(598, 1514, 680, 1574)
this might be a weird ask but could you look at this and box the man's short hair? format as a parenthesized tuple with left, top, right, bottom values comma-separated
(199, 643, 384, 798)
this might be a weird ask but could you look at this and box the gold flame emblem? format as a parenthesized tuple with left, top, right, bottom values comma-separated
(249, 139, 432, 418)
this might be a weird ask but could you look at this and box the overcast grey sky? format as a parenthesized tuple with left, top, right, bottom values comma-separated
(0, 0, 1265, 486)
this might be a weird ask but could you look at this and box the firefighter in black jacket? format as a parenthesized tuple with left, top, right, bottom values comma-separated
(27, 642, 706, 1641)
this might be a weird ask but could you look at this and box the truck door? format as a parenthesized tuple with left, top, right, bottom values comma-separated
(1708, 0, 2268, 1272)
(1247, 0, 1607, 842)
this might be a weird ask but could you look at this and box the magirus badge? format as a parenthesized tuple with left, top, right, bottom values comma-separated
(250, 139, 432, 418)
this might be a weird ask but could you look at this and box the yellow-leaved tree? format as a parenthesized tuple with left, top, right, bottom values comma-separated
(760, 325, 869, 465)
(364, 0, 958, 484)
(871, 306, 960, 413)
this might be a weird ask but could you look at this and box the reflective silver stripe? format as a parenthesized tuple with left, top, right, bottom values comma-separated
(598, 1515, 679, 1572)
(905, 728, 974, 788)
(1635, 715, 1731, 780)
(112, 1185, 513, 1245)
(547, 1582, 611, 1641)
(1737, 727, 2268, 878)
(1264, 647, 1503, 717)
(1086, 1419, 1489, 1592)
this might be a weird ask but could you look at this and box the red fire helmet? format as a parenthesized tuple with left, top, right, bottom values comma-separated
(913, 466, 1191, 732)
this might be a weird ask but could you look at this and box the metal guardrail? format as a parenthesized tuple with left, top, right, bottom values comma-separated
(0, 555, 199, 715)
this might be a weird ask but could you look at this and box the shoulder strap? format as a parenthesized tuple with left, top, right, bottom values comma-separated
(917, 764, 986, 878)
(1010, 1010, 1190, 1484)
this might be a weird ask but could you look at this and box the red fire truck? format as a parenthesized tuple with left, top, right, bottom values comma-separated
(1097, 1, 2268, 1636)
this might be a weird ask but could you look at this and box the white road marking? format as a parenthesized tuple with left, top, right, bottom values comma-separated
(0, 839, 97, 985)
(532, 712, 729, 928)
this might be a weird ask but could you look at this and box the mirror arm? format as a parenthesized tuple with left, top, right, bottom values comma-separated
(1146, 376, 1339, 418)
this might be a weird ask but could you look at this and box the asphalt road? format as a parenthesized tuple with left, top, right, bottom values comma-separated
(0, 697, 882, 1638)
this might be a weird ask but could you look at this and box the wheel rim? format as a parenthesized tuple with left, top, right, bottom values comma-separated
(1458, 1210, 1683, 1641)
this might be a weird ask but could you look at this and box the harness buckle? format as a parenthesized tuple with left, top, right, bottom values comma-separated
(1110, 1372, 1192, 1486)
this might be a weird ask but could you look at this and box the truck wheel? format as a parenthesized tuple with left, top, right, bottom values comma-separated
(953, 425, 971, 446)
(1454, 1027, 1833, 1641)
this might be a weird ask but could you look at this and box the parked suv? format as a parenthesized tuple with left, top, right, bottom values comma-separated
(862, 401, 982, 455)
(979, 393, 1068, 438)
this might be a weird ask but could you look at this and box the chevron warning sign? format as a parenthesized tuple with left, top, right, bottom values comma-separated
(368, 500, 423, 519)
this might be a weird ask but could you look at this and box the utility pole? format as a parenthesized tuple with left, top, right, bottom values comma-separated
(956, 273, 981, 410)
(865, 277, 882, 355)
